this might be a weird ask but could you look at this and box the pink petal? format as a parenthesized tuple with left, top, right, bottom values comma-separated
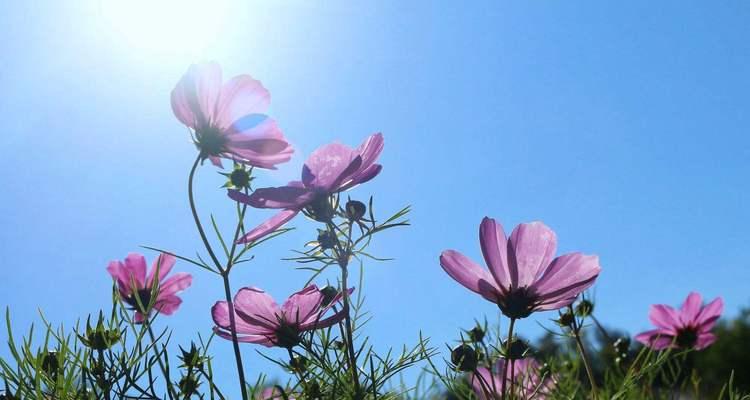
(147, 253, 176, 286)
(225, 118, 294, 169)
(233, 185, 316, 209)
(635, 329, 674, 350)
(106, 260, 133, 296)
(123, 253, 148, 289)
(281, 285, 323, 325)
(154, 295, 182, 315)
(680, 292, 703, 325)
(471, 367, 499, 400)
(338, 133, 384, 191)
(696, 297, 723, 329)
(532, 253, 600, 310)
(299, 308, 348, 330)
(158, 273, 192, 296)
(301, 142, 361, 191)
(439, 250, 500, 303)
(695, 332, 717, 350)
(209, 156, 224, 168)
(215, 75, 270, 129)
(213, 326, 276, 346)
(211, 301, 272, 335)
(171, 62, 222, 127)
(508, 222, 558, 288)
(479, 217, 511, 291)
(233, 287, 281, 330)
(648, 304, 682, 333)
(237, 209, 299, 244)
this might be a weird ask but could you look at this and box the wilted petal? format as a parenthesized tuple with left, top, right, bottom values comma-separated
(440, 250, 500, 303)
(238, 209, 298, 244)
(479, 217, 511, 291)
(508, 222, 557, 288)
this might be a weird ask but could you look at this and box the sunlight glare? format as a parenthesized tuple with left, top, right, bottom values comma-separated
(100, 0, 229, 57)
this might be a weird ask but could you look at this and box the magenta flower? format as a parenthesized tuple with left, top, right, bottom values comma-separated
(107, 253, 192, 323)
(471, 358, 555, 400)
(635, 292, 723, 350)
(171, 62, 293, 169)
(440, 217, 601, 319)
(211, 285, 352, 348)
(228, 133, 384, 243)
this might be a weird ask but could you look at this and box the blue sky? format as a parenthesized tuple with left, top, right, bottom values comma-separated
(1, 0, 749, 395)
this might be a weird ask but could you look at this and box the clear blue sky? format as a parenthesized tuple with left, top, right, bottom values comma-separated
(1, 0, 749, 395)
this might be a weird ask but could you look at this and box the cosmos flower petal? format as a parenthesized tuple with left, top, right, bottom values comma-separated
(301, 142, 361, 190)
(147, 253, 176, 287)
(281, 285, 323, 325)
(237, 209, 299, 244)
(233, 287, 281, 330)
(648, 304, 682, 333)
(695, 332, 717, 350)
(211, 301, 273, 335)
(440, 250, 501, 303)
(154, 295, 182, 315)
(158, 273, 192, 296)
(479, 217, 512, 291)
(215, 74, 270, 129)
(123, 253, 148, 289)
(532, 253, 600, 309)
(695, 297, 724, 328)
(680, 291, 703, 325)
(508, 222, 558, 288)
(635, 329, 675, 350)
(233, 185, 316, 209)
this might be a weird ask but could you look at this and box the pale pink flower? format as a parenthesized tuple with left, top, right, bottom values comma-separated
(635, 291, 723, 350)
(471, 358, 555, 399)
(171, 62, 293, 168)
(107, 253, 192, 323)
(440, 217, 601, 319)
(212, 285, 352, 348)
(229, 133, 383, 243)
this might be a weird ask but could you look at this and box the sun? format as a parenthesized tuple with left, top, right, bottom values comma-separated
(99, 0, 229, 57)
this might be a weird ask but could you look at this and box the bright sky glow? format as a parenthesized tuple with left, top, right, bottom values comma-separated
(99, 0, 229, 58)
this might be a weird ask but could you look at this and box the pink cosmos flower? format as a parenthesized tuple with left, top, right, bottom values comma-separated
(256, 387, 295, 400)
(107, 253, 192, 323)
(471, 358, 555, 400)
(171, 62, 293, 169)
(228, 133, 384, 243)
(440, 217, 601, 319)
(212, 285, 352, 348)
(635, 291, 723, 350)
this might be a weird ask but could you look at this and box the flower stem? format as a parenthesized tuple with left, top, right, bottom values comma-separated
(146, 324, 177, 400)
(187, 156, 248, 400)
(500, 318, 515, 400)
(569, 306, 598, 398)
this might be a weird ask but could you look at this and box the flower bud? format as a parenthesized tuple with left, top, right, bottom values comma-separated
(289, 355, 308, 373)
(468, 326, 485, 343)
(345, 200, 366, 221)
(319, 286, 338, 307)
(575, 300, 594, 317)
(556, 310, 575, 327)
(451, 344, 479, 372)
(41, 351, 59, 376)
(179, 342, 204, 370)
(501, 338, 530, 360)
(179, 375, 201, 396)
(317, 230, 337, 250)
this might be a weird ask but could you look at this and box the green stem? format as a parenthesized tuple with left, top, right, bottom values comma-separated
(500, 318, 515, 400)
(146, 325, 177, 400)
(570, 306, 598, 398)
(187, 156, 248, 400)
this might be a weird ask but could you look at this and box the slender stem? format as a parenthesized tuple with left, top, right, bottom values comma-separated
(500, 318, 515, 400)
(328, 221, 361, 395)
(187, 156, 248, 400)
(510, 358, 516, 399)
(570, 306, 598, 398)
(146, 325, 177, 400)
